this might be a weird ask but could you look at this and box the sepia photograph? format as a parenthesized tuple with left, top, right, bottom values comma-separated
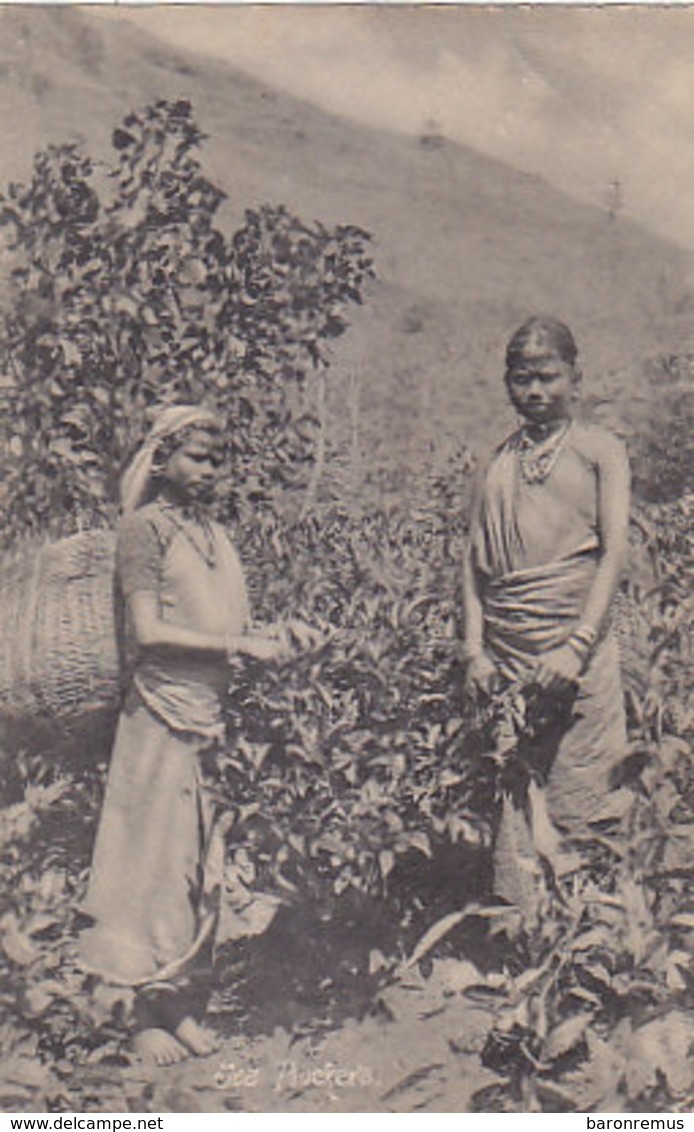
(0, 2, 692, 1115)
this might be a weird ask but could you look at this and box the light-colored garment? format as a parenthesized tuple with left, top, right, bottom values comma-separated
(472, 422, 601, 585)
(80, 692, 217, 983)
(471, 423, 627, 906)
(120, 502, 251, 739)
(80, 501, 249, 984)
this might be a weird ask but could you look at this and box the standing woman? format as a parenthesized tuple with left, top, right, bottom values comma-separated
(461, 318, 630, 907)
(80, 405, 286, 1064)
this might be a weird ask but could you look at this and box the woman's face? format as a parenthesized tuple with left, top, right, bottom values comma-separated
(163, 429, 223, 504)
(505, 342, 580, 427)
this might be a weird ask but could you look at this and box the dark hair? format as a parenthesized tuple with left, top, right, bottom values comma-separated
(505, 316, 578, 370)
(152, 421, 221, 470)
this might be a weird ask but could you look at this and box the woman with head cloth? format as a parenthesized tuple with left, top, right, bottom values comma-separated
(461, 317, 631, 918)
(80, 405, 287, 1064)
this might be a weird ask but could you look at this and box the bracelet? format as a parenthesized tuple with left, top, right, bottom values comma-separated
(571, 624, 599, 650)
(570, 629, 597, 647)
(565, 625, 599, 670)
(565, 635, 591, 662)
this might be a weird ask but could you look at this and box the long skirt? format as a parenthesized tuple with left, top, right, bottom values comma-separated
(492, 633, 628, 919)
(80, 692, 216, 986)
(544, 632, 627, 834)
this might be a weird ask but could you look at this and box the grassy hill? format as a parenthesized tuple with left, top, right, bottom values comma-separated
(1, 6, 691, 501)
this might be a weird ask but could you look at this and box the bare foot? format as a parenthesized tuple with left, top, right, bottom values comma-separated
(134, 1027, 189, 1066)
(175, 1016, 220, 1058)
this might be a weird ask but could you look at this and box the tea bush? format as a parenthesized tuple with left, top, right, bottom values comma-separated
(1, 489, 692, 1112)
(0, 99, 373, 544)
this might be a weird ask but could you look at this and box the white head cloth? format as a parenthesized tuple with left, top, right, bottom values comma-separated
(120, 404, 219, 514)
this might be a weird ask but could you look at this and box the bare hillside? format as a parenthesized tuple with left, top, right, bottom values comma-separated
(1, 7, 691, 494)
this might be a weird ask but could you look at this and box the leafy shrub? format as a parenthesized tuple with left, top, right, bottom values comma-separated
(1, 488, 692, 1113)
(0, 99, 373, 544)
(629, 355, 694, 503)
(218, 494, 487, 913)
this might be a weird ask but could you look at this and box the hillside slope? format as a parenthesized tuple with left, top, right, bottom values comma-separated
(0, 7, 690, 495)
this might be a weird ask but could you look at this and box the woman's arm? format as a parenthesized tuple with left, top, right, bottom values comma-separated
(461, 544, 485, 657)
(128, 589, 225, 656)
(118, 512, 286, 662)
(578, 431, 630, 635)
(535, 431, 630, 690)
(128, 591, 285, 662)
(461, 548, 499, 697)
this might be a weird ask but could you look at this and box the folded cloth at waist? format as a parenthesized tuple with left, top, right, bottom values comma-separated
(135, 654, 229, 740)
(481, 548, 599, 681)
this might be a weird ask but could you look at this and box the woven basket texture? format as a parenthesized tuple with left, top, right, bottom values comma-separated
(0, 529, 121, 735)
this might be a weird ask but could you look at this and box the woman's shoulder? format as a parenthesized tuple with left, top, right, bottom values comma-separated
(569, 420, 629, 466)
(479, 428, 522, 477)
(476, 427, 520, 466)
(116, 502, 176, 553)
(118, 501, 161, 534)
(467, 431, 520, 514)
(115, 504, 171, 591)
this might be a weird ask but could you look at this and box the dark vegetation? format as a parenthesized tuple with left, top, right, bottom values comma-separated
(0, 101, 692, 1113)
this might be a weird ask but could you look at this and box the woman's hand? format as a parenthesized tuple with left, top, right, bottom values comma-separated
(284, 618, 328, 652)
(229, 628, 290, 663)
(231, 619, 328, 665)
(239, 634, 288, 663)
(464, 650, 500, 699)
(534, 645, 583, 692)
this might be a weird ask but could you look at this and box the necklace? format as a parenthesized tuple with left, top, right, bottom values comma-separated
(514, 420, 572, 485)
(159, 501, 218, 569)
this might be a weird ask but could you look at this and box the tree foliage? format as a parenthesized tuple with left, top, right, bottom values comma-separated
(0, 99, 373, 543)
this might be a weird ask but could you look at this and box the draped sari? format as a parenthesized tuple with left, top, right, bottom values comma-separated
(80, 502, 250, 985)
(471, 424, 627, 906)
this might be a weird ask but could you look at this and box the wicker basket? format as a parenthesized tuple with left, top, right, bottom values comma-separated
(0, 529, 122, 745)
